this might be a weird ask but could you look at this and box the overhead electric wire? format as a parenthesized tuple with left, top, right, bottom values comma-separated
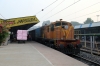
(74, 15, 96, 21)
(45, 0, 81, 20)
(35, 0, 58, 15)
(68, 9, 100, 20)
(41, 0, 65, 18)
(0, 13, 6, 19)
(43, 0, 58, 10)
(63, 1, 100, 18)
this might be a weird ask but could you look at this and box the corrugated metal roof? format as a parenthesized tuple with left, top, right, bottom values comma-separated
(81, 23, 90, 28)
(74, 22, 100, 29)
(91, 22, 100, 27)
(74, 25, 81, 29)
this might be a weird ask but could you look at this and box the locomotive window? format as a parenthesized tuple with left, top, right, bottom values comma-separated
(55, 22, 67, 26)
(62, 22, 66, 25)
(55, 22, 61, 26)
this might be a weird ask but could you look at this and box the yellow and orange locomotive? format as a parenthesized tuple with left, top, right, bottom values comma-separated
(35, 19, 82, 54)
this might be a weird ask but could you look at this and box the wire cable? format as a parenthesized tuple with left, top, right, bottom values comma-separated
(41, 0, 65, 18)
(68, 9, 100, 20)
(43, 0, 58, 10)
(35, 0, 58, 15)
(63, 1, 100, 18)
(74, 15, 96, 22)
(0, 13, 6, 19)
(45, 0, 81, 20)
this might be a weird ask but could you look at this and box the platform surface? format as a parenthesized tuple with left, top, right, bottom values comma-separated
(0, 41, 88, 66)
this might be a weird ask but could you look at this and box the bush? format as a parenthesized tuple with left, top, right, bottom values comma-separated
(0, 25, 9, 46)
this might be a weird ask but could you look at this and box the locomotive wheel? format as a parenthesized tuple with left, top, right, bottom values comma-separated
(47, 42, 50, 47)
(65, 46, 70, 54)
(61, 48, 66, 53)
(49, 43, 52, 47)
(52, 44, 56, 49)
(65, 47, 68, 54)
(66, 44, 75, 54)
(50, 44, 52, 48)
(59, 44, 66, 53)
(42, 39, 45, 45)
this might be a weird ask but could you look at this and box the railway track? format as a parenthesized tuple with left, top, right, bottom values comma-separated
(53, 46, 100, 66)
(72, 51, 100, 66)
(50, 46, 100, 66)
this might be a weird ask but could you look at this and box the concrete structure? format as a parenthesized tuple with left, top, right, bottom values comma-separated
(0, 42, 88, 66)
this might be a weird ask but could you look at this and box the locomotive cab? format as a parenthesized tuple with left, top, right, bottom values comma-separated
(51, 19, 74, 40)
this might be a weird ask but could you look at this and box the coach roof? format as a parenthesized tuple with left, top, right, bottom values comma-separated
(74, 22, 100, 29)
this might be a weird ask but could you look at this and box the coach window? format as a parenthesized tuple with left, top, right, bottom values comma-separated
(74, 31, 76, 34)
(75, 30, 80, 34)
(75, 30, 78, 34)
(81, 30, 84, 34)
(79, 30, 81, 34)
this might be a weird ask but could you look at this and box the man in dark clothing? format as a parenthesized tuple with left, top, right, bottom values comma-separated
(10, 33, 14, 42)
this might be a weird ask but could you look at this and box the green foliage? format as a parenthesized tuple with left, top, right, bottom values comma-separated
(84, 18, 94, 24)
(71, 21, 81, 26)
(0, 26, 9, 46)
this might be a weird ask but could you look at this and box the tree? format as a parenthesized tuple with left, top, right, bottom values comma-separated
(0, 24, 9, 46)
(84, 18, 94, 24)
(71, 21, 81, 26)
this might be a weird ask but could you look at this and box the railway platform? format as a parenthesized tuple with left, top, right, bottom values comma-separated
(0, 41, 88, 66)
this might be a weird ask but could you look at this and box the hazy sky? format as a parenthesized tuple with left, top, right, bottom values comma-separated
(0, 0, 100, 26)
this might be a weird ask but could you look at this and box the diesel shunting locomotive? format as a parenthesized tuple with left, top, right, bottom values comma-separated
(33, 19, 82, 54)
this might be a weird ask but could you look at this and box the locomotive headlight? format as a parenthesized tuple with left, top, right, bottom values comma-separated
(64, 25, 68, 29)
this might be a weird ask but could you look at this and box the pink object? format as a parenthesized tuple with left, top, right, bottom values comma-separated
(17, 36, 22, 40)
(22, 36, 27, 40)
(23, 34, 27, 37)
(17, 30, 23, 34)
(17, 34, 22, 37)
(22, 30, 27, 34)
(17, 30, 27, 40)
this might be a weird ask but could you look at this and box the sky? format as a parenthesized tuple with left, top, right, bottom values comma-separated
(0, 0, 100, 27)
